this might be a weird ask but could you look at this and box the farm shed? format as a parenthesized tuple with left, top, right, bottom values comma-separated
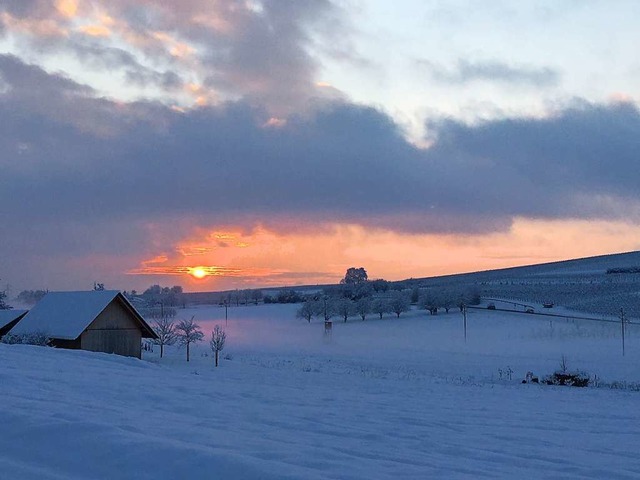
(9, 291, 157, 358)
(0, 310, 28, 338)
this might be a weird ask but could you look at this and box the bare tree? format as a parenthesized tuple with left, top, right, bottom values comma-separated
(389, 291, 411, 318)
(372, 298, 391, 319)
(153, 317, 177, 358)
(250, 289, 263, 305)
(296, 299, 318, 323)
(441, 293, 454, 313)
(317, 297, 336, 322)
(355, 297, 371, 321)
(209, 325, 226, 367)
(175, 316, 204, 362)
(420, 291, 439, 315)
(335, 298, 355, 323)
(16, 290, 47, 306)
(0, 289, 11, 310)
(241, 289, 251, 305)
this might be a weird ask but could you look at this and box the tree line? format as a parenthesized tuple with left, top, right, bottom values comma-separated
(296, 267, 481, 323)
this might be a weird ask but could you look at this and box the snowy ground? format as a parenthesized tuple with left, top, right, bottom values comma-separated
(2, 303, 640, 479)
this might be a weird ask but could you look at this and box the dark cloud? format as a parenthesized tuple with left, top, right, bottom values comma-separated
(1, 55, 640, 290)
(2, 54, 639, 240)
(421, 58, 560, 87)
(1, 0, 54, 18)
(197, 0, 344, 113)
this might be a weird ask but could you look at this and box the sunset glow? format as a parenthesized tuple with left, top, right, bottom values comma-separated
(190, 267, 207, 279)
(118, 219, 640, 291)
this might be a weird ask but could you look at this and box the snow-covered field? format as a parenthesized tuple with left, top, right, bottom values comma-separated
(2, 303, 640, 479)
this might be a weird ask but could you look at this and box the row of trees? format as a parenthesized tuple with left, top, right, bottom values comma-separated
(297, 291, 413, 323)
(263, 290, 304, 304)
(219, 289, 264, 306)
(140, 285, 185, 307)
(152, 316, 226, 366)
(0, 279, 11, 310)
(296, 286, 481, 323)
(15, 290, 48, 306)
(0, 289, 10, 310)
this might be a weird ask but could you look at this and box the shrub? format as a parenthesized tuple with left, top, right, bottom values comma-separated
(1, 332, 50, 346)
(543, 371, 590, 387)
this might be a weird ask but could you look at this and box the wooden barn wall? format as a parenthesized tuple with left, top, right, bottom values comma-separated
(51, 338, 81, 349)
(81, 300, 142, 358)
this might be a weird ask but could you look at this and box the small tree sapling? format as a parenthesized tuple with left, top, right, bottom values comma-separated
(175, 316, 204, 362)
(209, 325, 226, 367)
(153, 317, 177, 358)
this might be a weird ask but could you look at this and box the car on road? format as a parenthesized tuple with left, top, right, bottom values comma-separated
(487, 303, 496, 310)
(525, 307, 534, 314)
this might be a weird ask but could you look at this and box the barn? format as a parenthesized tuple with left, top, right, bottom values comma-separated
(0, 310, 28, 338)
(9, 291, 157, 358)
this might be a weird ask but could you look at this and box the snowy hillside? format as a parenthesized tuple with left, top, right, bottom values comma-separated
(2, 303, 640, 479)
(404, 251, 640, 318)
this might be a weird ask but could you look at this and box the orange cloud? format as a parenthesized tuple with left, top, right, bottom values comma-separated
(184, 83, 217, 107)
(127, 219, 640, 291)
(151, 31, 195, 58)
(263, 117, 287, 128)
(141, 255, 169, 266)
(127, 265, 242, 277)
(190, 13, 235, 34)
(79, 24, 111, 37)
(1, 12, 68, 37)
(56, 0, 78, 18)
(609, 92, 635, 104)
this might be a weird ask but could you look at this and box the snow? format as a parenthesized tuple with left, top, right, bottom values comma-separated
(0, 309, 27, 329)
(2, 303, 640, 479)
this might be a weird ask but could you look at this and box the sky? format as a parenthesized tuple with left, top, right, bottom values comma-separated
(1, 0, 640, 294)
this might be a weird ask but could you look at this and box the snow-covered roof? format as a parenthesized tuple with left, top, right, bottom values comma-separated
(10, 291, 155, 340)
(0, 310, 28, 330)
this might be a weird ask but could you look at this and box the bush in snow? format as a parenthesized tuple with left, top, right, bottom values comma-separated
(1, 331, 50, 346)
(543, 355, 589, 387)
(543, 371, 590, 387)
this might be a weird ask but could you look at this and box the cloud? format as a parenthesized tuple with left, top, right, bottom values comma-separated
(421, 58, 560, 87)
(2, 54, 640, 290)
(1, 0, 349, 113)
(2, 54, 640, 238)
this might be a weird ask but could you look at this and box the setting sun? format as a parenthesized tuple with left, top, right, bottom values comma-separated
(190, 267, 207, 279)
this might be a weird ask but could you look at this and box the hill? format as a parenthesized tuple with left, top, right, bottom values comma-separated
(184, 251, 640, 317)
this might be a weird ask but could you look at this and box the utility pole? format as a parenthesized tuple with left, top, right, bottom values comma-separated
(463, 305, 467, 343)
(620, 308, 626, 356)
(225, 301, 228, 327)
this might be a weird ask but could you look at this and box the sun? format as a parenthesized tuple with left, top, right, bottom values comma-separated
(190, 267, 207, 279)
